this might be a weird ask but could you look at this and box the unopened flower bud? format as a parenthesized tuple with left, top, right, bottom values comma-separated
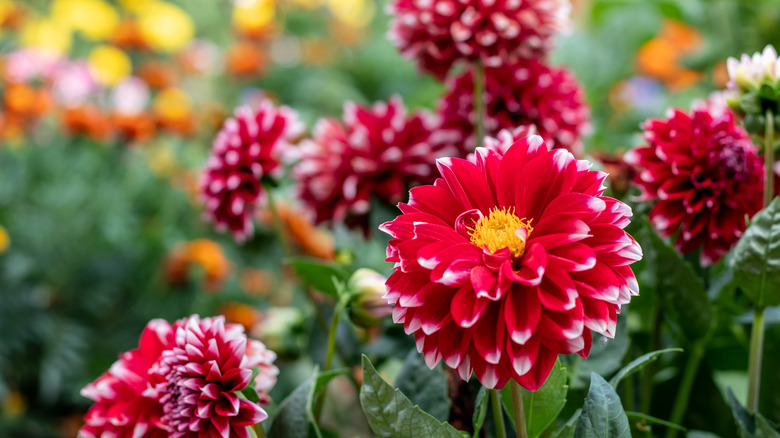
(346, 268, 392, 328)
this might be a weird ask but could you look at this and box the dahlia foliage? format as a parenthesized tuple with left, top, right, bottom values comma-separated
(388, 0, 571, 79)
(294, 96, 454, 233)
(381, 135, 641, 390)
(200, 97, 303, 242)
(80, 316, 278, 438)
(626, 101, 763, 265)
(436, 59, 590, 155)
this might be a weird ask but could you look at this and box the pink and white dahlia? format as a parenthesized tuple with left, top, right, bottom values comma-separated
(380, 135, 641, 390)
(625, 102, 764, 266)
(388, 0, 571, 79)
(436, 59, 590, 156)
(80, 319, 175, 438)
(244, 339, 280, 405)
(152, 316, 268, 438)
(200, 97, 303, 242)
(294, 96, 455, 233)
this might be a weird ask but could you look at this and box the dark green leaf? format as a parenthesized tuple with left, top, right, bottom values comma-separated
(472, 387, 488, 436)
(500, 359, 568, 438)
(571, 314, 629, 389)
(609, 348, 683, 388)
(731, 197, 780, 308)
(553, 409, 581, 438)
(286, 257, 350, 298)
(728, 388, 780, 438)
(637, 219, 713, 340)
(359, 355, 462, 438)
(396, 350, 450, 422)
(241, 385, 260, 404)
(574, 373, 631, 438)
(756, 415, 780, 438)
(268, 368, 347, 438)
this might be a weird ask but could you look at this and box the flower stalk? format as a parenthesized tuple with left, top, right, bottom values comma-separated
(665, 340, 706, 438)
(490, 389, 507, 438)
(510, 380, 529, 438)
(263, 181, 292, 256)
(473, 61, 485, 144)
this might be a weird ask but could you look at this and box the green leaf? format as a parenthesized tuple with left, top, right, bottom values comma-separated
(756, 415, 780, 438)
(731, 197, 780, 308)
(359, 355, 462, 438)
(472, 387, 488, 437)
(626, 411, 687, 432)
(637, 219, 713, 340)
(728, 388, 780, 438)
(609, 348, 683, 388)
(286, 257, 350, 298)
(267, 367, 348, 438)
(574, 373, 631, 438)
(396, 350, 451, 422)
(500, 359, 568, 438)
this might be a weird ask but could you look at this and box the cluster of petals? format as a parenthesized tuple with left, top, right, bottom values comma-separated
(380, 135, 641, 390)
(727, 45, 780, 92)
(436, 59, 590, 156)
(294, 96, 456, 233)
(80, 316, 277, 438)
(200, 97, 303, 242)
(625, 101, 764, 266)
(388, 0, 571, 79)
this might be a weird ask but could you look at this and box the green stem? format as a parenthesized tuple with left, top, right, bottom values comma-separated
(254, 423, 266, 438)
(747, 307, 766, 412)
(263, 182, 292, 256)
(510, 380, 529, 438)
(490, 389, 507, 438)
(473, 61, 485, 145)
(640, 302, 662, 414)
(764, 109, 775, 208)
(313, 299, 346, 421)
(665, 340, 706, 438)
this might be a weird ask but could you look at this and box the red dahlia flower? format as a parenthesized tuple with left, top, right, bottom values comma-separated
(152, 316, 268, 438)
(380, 135, 641, 390)
(200, 97, 303, 242)
(388, 0, 571, 79)
(294, 96, 455, 233)
(625, 102, 763, 265)
(436, 59, 590, 156)
(80, 319, 175, 438)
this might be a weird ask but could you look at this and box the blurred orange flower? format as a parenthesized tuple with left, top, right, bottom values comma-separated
(239, 268, 272, 296)
(61, 105, 112, 141)
(165, 239, 230, 292)
(220, 302, 261, 331)
(262, 202, 335, 260)
(111, 19, 148, 50)
(3, 82, 51, 117)
(226, 41, 266, 76)
(137, 61, 178, 89)
(636, 19, 703, 91)
(153, 87, 194, 135)
(112, 112, 156, 143)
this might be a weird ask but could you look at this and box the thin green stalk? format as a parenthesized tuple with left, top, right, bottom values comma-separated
(313, 299, 346, 421)
(473, 61, 485, 144)
(764, 109, 775, 207)
(665, 341, 706, 438)
(510, 381, 529, 438)
(263, 182, 292, 256)
(254, 423, 266, 438)
(747, 307, 766, 412)
(490, 389, 507, 438)
(640, 302, 662, 413)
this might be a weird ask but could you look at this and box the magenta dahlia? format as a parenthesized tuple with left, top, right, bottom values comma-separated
(436, 59, 590, 156)
(294, 96, 455, 233)
(625, 102, 764, 266)
(380, 135, 641, 390)
(200, 97, 303, 242)
(80, 319, 175, 438)
(152, 316, 268, 438)
(388, 0, 571, 79)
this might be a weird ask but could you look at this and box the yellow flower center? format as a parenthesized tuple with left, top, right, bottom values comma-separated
(469, 207, 533, 258)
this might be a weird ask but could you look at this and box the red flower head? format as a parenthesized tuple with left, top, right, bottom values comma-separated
(200, 98, 303, 242)
(388, 0, 571, 79)
(294, 96, 455, 234)
(625, 101, 764, 266)
(152, 315, 268, 438)
(380, 135, 641, 390)
(80, 319, 175, 438)
(436, 59, 590, 156)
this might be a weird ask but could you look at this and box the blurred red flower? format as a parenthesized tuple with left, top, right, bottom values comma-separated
(381, 135, 641, 390)
(625, 102, 763, 265)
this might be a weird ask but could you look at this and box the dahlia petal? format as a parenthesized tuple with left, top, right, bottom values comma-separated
(431, 258, 476, 286)
(510, 243, 547, 286)
(507, 336, 539, 377)
(538, 264, 577, 312)
(215, 393, 240, 417)
(514, 149, 577, 220)
(547, 243, 597, 272)
(504, 285, 541, 345)
(436, 157, 496, 213)
(495, 135, 548, 207)
(417, 241, 457, 270)
(542, 192, 606, 223)
(451, 283, 489, 328)
(514, 346, 557, 391)
(471, 265, 498, 299)
(440, 323, 471, 368)
(212, 415, 231, 438)
(532, 214, 591, 247)
(473, 305, 504, 364)
(408, 184, 464, 225)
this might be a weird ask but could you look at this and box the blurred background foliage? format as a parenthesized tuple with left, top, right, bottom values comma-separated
(1, 0, 780, 436)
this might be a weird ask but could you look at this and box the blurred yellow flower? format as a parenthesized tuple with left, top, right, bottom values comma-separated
(328, 0, 374, 27)
(146, 144, 176, 177)
(137, 1, 194, 52)
(0, 225, 9, 254)
(118, 0, 158, 13)
(153, 88, 191, 120)
(0, 0, 14, 24)
(52, 0, 119, 41)
(232, 0, 275, 35)
(88, 45, 132, 85)
(20, 18, 72, 53)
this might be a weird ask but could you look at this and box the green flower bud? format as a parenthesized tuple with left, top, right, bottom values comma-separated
(346, 268, 392, 328)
